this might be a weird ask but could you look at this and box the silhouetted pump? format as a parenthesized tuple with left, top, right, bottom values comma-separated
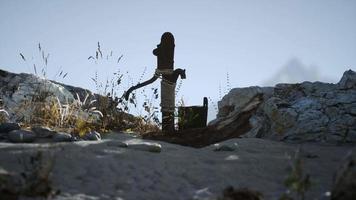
(124, 32, 186, 133)
(153, 32, 175, 71)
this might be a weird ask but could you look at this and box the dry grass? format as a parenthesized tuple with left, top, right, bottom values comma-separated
(12, 42, 161, 135)
(0, 99, 9, 123)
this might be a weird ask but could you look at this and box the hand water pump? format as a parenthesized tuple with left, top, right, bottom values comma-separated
(124, 32, 186, 132)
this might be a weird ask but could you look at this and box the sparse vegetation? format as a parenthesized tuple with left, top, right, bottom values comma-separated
(3, 42, 163, 136)
(87, 42, 161, 133)
(20, 43, 67, 80)
(279, 148, 311, 200)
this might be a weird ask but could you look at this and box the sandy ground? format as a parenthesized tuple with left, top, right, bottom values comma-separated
(0, 132, 354, 200)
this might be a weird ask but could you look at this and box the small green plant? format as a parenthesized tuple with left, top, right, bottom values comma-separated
(280, 148, 311, 200)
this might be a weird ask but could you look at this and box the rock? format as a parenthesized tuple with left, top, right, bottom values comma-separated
(285, 107, 328, 142)
(52, 132, 72, 142)
(126, 140, 162, 153)
(242, 114, 268, 138)
(261, 97, 297, 139)
(216, 86, 265, 119)
(193, 187, 214, 200)
(326, 114, 356, 143)
(0, 69, 135, 132)
(8, 130, 36, 143)
(0, 123, 20, 133)
(219, 98, 261, 131)
(331, 152, 356, 200)
(82, 131, 101, 141)
(214, 70, 356, 144)
(274, 83, 306, 102)
(301, 81, 336, 97)
(0, 70, 75, 122)
(338, 69, 356, 90)
(213, 144, 236, 151)
(31, 126, 56, 138)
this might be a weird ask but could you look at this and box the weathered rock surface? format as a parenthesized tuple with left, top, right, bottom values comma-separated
(211, 70, 356, 144)
(0, 132, 354, 200)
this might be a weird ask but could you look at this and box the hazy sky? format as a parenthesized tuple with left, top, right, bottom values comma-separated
(0, 0, 355, 119)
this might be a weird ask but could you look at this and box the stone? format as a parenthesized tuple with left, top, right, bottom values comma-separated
(301, 81, 336, 97)
(262, 97, 297, 137)
(52, 132, 72, 142)
(344, 102, 356, 115)
(216, 86, 264, 119)
(31, 126, 56, 138)
(326, 114, 356, 143)
(126, 141, 162, 153)
(0, 123, 20, 133)
(0, 70, 75, 122)
(193, 187, 213, 200)
(82, 131, 101, 141)
(274, 83, 305, 102)
(337, 69, 356, 90)
(331, 152, 356, 200)
(213, 144, 236, 151)
(291, 97, 322, 112)
(287, 110, 328, 141)
(242, 114, 268, 138)
(8, 130, 36, 143)
(214, 94, 263, 131)
(218, 70, 356, 144)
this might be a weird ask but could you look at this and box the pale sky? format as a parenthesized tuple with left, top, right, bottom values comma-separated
(0, 0, 355, 120)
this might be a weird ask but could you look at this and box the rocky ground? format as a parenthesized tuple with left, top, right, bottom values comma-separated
(0, 132, 355, 200)
(1, 69, 356, 199)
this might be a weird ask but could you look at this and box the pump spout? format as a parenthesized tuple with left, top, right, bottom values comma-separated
(123, 75, 158, 101)
(123, 68, 186, 101)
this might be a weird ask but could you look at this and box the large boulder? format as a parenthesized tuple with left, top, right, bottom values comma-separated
(0, 69, 75, 122)
(211, 70, 356, 144)
(338, 69, 356, 90)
